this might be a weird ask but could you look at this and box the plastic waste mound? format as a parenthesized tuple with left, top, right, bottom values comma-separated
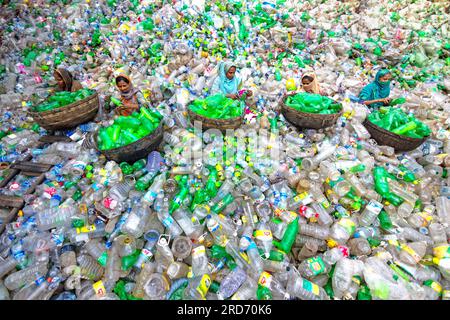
(188, 94, 244, 119)
(285, 92, 342, 114)
(0, 0, 449, 302)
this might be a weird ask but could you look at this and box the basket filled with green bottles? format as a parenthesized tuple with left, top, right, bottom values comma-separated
(29, 88, 99, 131)
(187, 94, 244, 131)
(93, 107, 164, 163)
(280, 92, 343, 129)
(364, 107, 430, 151)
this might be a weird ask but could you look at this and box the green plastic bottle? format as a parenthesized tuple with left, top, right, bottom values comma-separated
(256, 285, 272, 300)
(273, 217, 299, 254)
(169, 187, 189, 214)
(120, 162, 134, 175)
(378, 210, 393, 230)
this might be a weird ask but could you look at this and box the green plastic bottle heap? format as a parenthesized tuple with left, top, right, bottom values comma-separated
(188, 94, 244, 119)
(285, 92, 342, 114)
(97, 108, 162, 151)
(367, 107, 431, 138)
(33, 88, 96, 112)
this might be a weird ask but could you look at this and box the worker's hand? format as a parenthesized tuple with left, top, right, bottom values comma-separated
(246, 90, 253, 97)
(381, 98, 391, 105)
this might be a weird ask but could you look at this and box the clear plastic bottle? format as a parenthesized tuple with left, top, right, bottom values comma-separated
(332, 258, 364, 299)
(191, 245, 209, 276)
(348, 238, 372, 256)
(330, 218, 357, 244)
(77, 254, 104, 281)
(429, 223, 448, 245)
(121, 203, 151, 238)
(182, 274, 212, 300)
(4, 261, 49, 291)
(144, 273, 170, 300)
(298, 241, 319, 260)
(0, 280, 10, 300)
(173, 208, 199, 238)
(217, 267, 247, 300)
(167, 261, 190, 280)
(157, 198, 183, 238)
(359, 200, 383, 227)
(254, 221, 273, 259)
(398, 241, 427, 266)
(231, 277, 258, 300)
(286, 269, 329, 300)
(132, 262, 156, 298)
(36, 198, 77, 231)
(299, 223, 330, 240)
(171, 236, 192, 260)
(84, 239, 108, 267)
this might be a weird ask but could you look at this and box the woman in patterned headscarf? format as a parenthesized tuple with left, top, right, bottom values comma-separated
(53, 68, 83, 92)
(211, 61, 252, 100)
(109, 74, 149, 116)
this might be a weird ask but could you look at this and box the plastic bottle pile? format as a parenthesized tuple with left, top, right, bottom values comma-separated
(97, 107, 162, 150)
(368, 107, 431, 138)
(33, 88, 96, 113)
(188, 94, 245, 119)
(285, 93, 342, 114)
(0, 0, 449, 300)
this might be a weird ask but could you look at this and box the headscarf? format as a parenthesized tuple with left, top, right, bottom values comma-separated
(358, 69, 392, 108)
(116, 74, 140, 101)
(218, 61, 241, 95)
(55, 68, 81, 92)
(301, 72, 321, 94)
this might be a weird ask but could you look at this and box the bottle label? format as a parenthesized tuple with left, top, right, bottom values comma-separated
(400, 243, 422, 263)
(254, 229, 273, 241)
(306, 257, 326, 276)
(43, 187, 57, 199)
(337, 245, 350, 258)
(93, 280, 106, 298)
(140, 248, 153, 262)
(194, 274, 211, 300)
(258, 271, 273, 288)
(299, 205, 318, 219)
(208, 219, 220, 233)
(162, 216, 174, 228)
(35, 276, 45, 286)
(417, 211, 433, 226)
(293, 192, 313, 205)
(338, 218, 356, 235)
(76, 225, 96, 234)
(302, 279, 320, 296)
(97, 252, 108, 267)
(72, 161, 87, 172)
(13, 250, 25, 261)
(103, 197, 118, 210)
(423, 280, 442, 294)
(433, 245, 450, 259)
(192, 245, 206, 258)
(366, 200, 383, 214)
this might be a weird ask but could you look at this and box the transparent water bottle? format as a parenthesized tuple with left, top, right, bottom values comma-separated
(217, 267, 247, 300)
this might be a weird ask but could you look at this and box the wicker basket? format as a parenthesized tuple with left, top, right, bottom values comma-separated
(363, 119, 427, 152)
(29, 92, 99, 131)
(280, 94, 343, 129)
(187, 108, 242, 132)
(92, 123, 164, 163)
